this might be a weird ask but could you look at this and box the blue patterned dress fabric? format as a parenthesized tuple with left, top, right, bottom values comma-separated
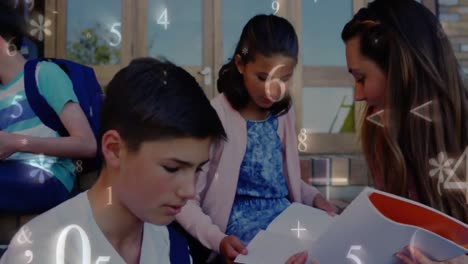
(226, 115, 291, 245)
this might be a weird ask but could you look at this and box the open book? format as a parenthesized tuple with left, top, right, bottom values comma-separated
(235, 187, 468, 264)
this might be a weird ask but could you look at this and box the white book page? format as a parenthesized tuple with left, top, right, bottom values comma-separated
(235, 230, 309, 264)
(307, 188, 467, 263)
(235, 203, 336, 264)
(235, 188, 467, 264)
(267, 203, 336, 241)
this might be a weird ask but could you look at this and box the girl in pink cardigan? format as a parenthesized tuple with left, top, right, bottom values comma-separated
(176, 14, 336, 263)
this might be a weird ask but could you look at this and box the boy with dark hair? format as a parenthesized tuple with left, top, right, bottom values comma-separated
(0, 2, 96, 212)
(0, 57, 226, 264)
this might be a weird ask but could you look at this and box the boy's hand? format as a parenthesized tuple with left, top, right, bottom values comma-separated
(0, 131, 19, 159)
(220, 235, 247, 262)
(312, 194, 338, 216)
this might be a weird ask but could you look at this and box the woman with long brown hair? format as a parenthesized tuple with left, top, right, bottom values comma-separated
(341, 0, 467, 263)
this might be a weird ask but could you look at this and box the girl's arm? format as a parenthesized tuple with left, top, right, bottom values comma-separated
(282, 106, 320, 204)
(176, 142, 228, 252)
(283, 106, 337, 214)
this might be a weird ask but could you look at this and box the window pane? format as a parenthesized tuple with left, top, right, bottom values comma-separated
(438, 0, 468, 74)
(223, 0, 277, 63)
(147, 0, 202, 65)
(302, 87, 355, 133)
(302, 0, 352, 66)
(66, 0, 121, 65)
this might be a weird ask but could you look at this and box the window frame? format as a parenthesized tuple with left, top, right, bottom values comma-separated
(45, 0, 216, 97)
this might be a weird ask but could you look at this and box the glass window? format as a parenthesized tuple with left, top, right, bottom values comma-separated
(147, 0, 203, 65)
(438, 0, 468, 74)
(302, 0, 352, 66)
(302, 87, 355, 133)
(66, 0, 122, 65)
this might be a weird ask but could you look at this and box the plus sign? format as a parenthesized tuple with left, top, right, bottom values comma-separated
(291, 221, 307, 238)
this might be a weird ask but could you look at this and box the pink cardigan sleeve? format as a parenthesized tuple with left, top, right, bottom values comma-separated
(175, 142, 227, 252)
(284, 106, 320, 205)
(300, 181, 320, 205)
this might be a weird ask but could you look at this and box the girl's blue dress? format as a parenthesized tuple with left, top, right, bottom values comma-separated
(226, 115, 291, 244)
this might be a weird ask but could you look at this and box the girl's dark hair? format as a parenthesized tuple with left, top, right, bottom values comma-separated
(0, 1, 26, 50)
(217, 14, 298, 116)
(100, 58, 226, 152)
(342, 0, 467, 222)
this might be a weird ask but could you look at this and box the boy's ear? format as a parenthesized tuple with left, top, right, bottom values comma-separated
(234, 54, 245, 75)
(101, 130, 122, 168)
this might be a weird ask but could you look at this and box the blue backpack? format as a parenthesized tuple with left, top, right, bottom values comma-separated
(23, 58, 104, 176)
(168, 223, 192, 263)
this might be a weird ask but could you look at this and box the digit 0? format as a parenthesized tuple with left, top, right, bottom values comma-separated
(56, 225, 91, 264)
(56, 225, 110, 264)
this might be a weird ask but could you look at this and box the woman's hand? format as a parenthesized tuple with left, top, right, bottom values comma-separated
(395, 246, 465, 264)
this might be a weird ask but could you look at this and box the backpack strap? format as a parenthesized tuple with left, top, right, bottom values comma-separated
(168, 223, 191, 263)
(24, 59, 67, 135)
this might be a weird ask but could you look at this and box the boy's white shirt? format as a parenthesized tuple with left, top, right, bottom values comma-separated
(0, 192, 177, 264)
